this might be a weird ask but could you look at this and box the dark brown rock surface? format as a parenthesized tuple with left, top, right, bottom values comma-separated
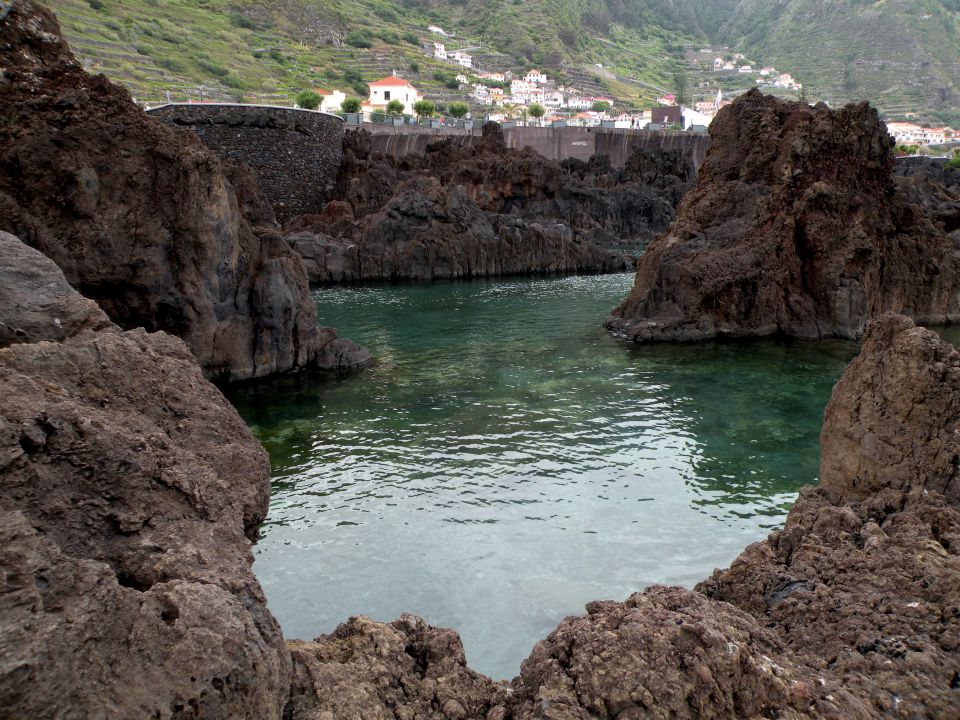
(282, 124, 693, 282)
(606, 90, 960, 342)
(0, 0, 363, 381)
(0, 230, 113, 347)
(0, 327, 290, 718)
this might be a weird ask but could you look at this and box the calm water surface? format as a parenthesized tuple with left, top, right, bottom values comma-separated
(227, 274, 860, 679)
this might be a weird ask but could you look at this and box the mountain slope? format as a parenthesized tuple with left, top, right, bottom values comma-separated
(717, 0, 960, 125)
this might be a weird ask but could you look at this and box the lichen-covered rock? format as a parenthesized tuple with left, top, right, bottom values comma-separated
(0, 230, 112, 347)
(0, 0, 364, 381)
(606, 90, 960, 342)
(0, 328, 290, 718)
(286, 614, 509, 720)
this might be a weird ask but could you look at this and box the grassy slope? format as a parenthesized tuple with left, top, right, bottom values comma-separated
(48, 0, 960, 123)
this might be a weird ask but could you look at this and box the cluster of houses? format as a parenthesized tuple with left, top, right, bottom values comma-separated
(712, 54, 802, 92)
(886, 122, 956, 147)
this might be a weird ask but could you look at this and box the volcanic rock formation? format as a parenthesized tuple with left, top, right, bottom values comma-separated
(281, 124, 693, 282)
(606, 90, 960, 342)
(0, 0, 364, 381)
(894, 157, 960, 240)
(0, 233, 290, 717)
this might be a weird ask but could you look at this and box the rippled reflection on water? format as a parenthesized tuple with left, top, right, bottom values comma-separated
(227, 274, 858, 679)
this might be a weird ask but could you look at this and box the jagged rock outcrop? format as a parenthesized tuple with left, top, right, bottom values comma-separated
(287, 615, 510, 720)
(606, 90, 960, 342)
(0, 325, 290, 718)
(0, 0, 365, 381)
(696, 315, 960, 719)
(0, 230, 113, 347)
(282, 124, 693, 282)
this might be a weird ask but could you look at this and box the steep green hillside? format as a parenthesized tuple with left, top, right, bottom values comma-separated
(717, 0, 960, 125)
(45, 0, 960, 123)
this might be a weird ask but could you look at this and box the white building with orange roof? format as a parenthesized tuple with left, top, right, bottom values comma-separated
(365, 75, 422, 115)
(314, 88, 346, 114)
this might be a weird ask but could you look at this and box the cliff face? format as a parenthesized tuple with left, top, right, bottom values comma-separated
(606, 90, 960, 342)
(281, 124, 693, 282)
(0, 0, 364, 381)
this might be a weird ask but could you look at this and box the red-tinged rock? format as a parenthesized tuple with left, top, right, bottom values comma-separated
(606, 90, 960, 342)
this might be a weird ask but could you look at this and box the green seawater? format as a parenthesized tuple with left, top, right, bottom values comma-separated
(227, 273, 862, 680)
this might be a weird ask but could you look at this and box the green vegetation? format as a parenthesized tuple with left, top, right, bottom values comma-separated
(948, 149, 960, 169)
(341, 97, 362, 113)
(295, 89, 321, 109)
(386, 99, 405, 115)
(448, 101, 469, 119)
(46, 0, 960, 123)
(412, 99, 435, 118)
(528, 102, 545, 124)
(592, 100, 611, 113)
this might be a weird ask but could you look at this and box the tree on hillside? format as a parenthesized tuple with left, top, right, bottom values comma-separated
(341, 97, 362, 113)
(501, 103, 522, 121)
(295, 89, 321, 110)
(672, 70, 688, 105)
(528, 103, 545, 125)
(386, 99, 405, 115)
(591, 100, 611, 114)
(448, 102, 469, 119)
(413, 100, 436, 119)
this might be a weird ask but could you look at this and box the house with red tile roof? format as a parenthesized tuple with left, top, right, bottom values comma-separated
(364, 76, 423, 115)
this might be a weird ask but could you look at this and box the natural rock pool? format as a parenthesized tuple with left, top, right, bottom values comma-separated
(227, 273, 860, 680)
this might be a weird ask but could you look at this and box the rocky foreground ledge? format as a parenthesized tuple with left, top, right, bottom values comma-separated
(2, 217, 957, 717)
(0, 0, 368, 381)
(279, 124, 694, 282)
(606, 89, 960, 342)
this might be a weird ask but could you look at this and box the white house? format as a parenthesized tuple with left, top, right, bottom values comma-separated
(525, 69, 547, 84)
(479, 71, 505, 82)
(365, 76, 422, 115)
(315, 88, 346, 114)
(566, 96, 591, 110)
(713, 57, 724, 71)
(759, 66, 776, 77)
(738, 65, 754, 74)
(433, 42, 447, 60)
(449, 51, 472, 68)
(544, 91, 565, 108)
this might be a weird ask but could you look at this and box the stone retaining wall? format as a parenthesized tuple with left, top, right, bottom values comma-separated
(148, 104, 344, 222)
(360, 124, 711, 169)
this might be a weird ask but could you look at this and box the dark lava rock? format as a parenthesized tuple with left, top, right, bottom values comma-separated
(0, 328, 290, 718)
(606, 90, 960, 342)
(894, 157, 960, 238)
(0, 0, 364, 381)
(0, 230, 113, 347)
(282, 123, 693, 282)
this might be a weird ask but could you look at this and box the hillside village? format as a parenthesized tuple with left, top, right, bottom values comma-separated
(289, 25, 956, 146)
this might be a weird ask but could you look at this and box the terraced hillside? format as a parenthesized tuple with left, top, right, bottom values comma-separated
(717, 0, 960, 126)
(46, 0, 960, 124)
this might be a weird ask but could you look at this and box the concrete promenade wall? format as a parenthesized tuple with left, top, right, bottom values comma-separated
(147, 104, 344, 221)
(360, 124, 711, 169)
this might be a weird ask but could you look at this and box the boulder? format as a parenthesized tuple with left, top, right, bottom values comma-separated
(606, 90, 960, 342)
(287, 615, 509, 720)
(0, 327, 290, 718)
(0, 230, 113, 347)
(0, 0, 365, 381)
